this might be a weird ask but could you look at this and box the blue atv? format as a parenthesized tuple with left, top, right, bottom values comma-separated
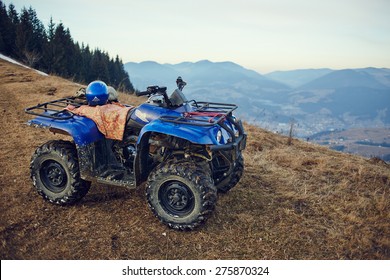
(25, 77, 247, 230)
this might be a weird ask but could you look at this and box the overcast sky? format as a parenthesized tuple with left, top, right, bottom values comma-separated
(7, 0, 390, 73)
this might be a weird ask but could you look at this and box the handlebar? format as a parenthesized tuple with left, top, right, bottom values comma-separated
(136, 76, 186, 106)
(136, 85, 167, 97)
(137, 77, 186, 97)
(136, 91, 150, 97)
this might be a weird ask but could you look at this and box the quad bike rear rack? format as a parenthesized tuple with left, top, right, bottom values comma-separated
(24, 97, 87, 120)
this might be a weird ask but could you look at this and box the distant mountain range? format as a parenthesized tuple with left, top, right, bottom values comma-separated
(124, 60, 390, 138)
(125, 60, 287, 92)
(265, 68, 334, 88)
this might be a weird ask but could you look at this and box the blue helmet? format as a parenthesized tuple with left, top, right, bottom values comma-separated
(86, 80, 109, 106)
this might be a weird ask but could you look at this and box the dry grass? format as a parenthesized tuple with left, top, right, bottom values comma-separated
(0, 59, 389, 260)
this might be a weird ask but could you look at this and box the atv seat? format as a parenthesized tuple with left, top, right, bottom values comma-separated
(126, 108, 144, 132)
(66, 103, 133, 140)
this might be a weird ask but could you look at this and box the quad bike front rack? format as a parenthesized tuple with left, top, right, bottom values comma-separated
(160, 101, 238, 127)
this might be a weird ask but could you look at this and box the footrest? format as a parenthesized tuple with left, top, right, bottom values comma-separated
(97, 176, 135, 189)
(102, 170, 125, 180)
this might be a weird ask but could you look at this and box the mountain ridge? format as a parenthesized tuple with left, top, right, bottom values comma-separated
(299, 69, 389, 90)
(126, 60, 390, 90)
(125, 60, 289, 91)
(265, 68, 334, 88)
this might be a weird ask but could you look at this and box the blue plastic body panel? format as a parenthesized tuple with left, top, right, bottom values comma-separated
(28, 114, 104, 146)
(130, 103, 187, 126)
(133, 102, 242, 146)
(138, 118, 220, 145)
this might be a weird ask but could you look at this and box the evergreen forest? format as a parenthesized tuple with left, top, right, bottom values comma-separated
(0, 1, 134, 92)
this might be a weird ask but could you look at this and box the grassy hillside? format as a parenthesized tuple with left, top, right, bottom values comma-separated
(0, 58, 389, 259)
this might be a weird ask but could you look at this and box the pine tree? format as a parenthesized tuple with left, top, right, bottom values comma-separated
(42, 17, 56, 73)
(0, 1, 8, 53)
(7, 3, 19, 57)
(15, 6, 46, 67)
(89, 48, 110, 83)
(80, 44, 92, 82)
(50, 23, 77, 77)
(0, 1, 14, 56)
(115, 56, 134, 93)
(50, 23, 67, 75)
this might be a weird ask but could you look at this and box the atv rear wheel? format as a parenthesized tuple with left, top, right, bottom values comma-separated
(30, 140, 90, 205)
(146, 160, 217, 230)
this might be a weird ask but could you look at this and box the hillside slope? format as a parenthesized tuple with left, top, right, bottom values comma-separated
(0, 58, 389, 260)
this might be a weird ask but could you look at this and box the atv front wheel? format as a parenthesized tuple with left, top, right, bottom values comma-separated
(213, 154, 244, 193)
(146, 160, 217, 230)
(30, 140, 90, 205)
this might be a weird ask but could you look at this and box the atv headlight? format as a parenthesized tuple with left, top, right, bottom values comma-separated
(216, 130, 223, 143)
(231, 115, 240, 137)
(234, 126, 240, 138)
